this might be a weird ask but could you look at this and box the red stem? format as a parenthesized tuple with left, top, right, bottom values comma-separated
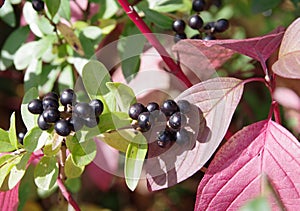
(117, 0, 192, 88)
(57, 178, 81, 211)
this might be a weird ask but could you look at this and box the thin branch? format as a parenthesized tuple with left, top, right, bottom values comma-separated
(57, 177, 81, 211)
(117, 0, 192, 88)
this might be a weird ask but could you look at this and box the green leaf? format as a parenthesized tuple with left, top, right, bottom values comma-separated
(240, 196, 271, 211)
(45, 0, 61, 18)
(124, 133, 147, 191)
(65, 177, 81, 193)
(21, 87, 39, 130)
(0, 26, 30, 70)
(58, 0, 70, 20)
(8, 112, 18, 150)
(106, 82, 136, 112)
(148, 0, 184, 12)
(97, 0, 119, 19)
(34, 156, 59, 190)
(0, 128, 15, 152)
(65, 154, 85, 178)
(251, 0, 281, 13)
(66, 135, 97, 166)
(8, 152, 31, 189)
(43, 134, 63, 156)
(82, 26, 102, 40)
(24, 59, 42, 92)
(143, 9, 173, 29)
(98, 112, 131, 133)
(0, 0, 16, 27)
(291, 0, 300, 7)
(58, 64, 74, 91)
(57, 22, 84, 56)
(24, 127, 50, 152)
(0, 154, 22, 188)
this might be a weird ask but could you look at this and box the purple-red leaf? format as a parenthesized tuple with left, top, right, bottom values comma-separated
(0, 183, 19, 210)
(273, 18, 300, 78)
(146, 77, 244, 191)
(195, 120, 300, 210)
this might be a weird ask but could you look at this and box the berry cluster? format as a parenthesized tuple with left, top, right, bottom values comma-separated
(32, 0, 44, 12)
(172, 0, 229, 43)
(128, 99, 191, 147)
(28, 89, 103, 137)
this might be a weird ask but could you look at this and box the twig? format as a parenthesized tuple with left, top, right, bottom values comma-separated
(117, 0, 193, 88)
(57, 177, 81, 211)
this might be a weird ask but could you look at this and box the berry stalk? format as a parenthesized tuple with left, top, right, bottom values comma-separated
(117, 0, 193, 88)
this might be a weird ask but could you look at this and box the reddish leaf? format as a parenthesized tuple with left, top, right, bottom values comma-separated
(195, 120, 300, 210)
(173, 27, 284, 80)
(146, 77, 244, 191)
(0, 183, 19, 210)
(274, 87, 300, 110)
(0, 0, 4, 8)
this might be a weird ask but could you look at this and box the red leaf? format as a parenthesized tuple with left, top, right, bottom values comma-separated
(0, 184, 19, 210)
(195, 120, 300, 210)
(146, 77, 244, 191)
(0, 0, 4, 8)
(173, 27, 284, 80)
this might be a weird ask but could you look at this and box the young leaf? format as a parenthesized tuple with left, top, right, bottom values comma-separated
(34, 156, 59, 190)
(58, 0, 70, 20)
(143, 9, 173, 29)
(65, 154, 85, 179)
(57, 22, 84, 56)
(21, 87, 39, 130)
(272, 18, 300, 79)
(45, 0, 61, 18)
(195, 120, 300, 210)
(146, 77, 244, 191)
(23, 127, 50, 152)
(8, 112, 18, 150)
(0, 128, 15, 153)
(124, 133, 147, 191)
(0, 0, 15, 27)
(0, 154, 22, 188)
(0, 183, 19, 210)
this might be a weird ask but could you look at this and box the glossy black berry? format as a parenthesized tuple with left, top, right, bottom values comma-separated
(174, 33, 187, 43)
(28, 99, 43, 114)
(191, 34, 202, 39)
(138, 112, 151, 132)
(147, 102, 159, 112)
(44, 92, 59, 101)
(157, 130, 174, 147)
(177, 100, 191, 114)
(74, 102, 93, 118)
(192, 0, 206, 12)
(68, 116, 84, 131)
(42, 108, 60, 123)
(168, 112, 186, 131)
(55, 119, 71, 136)
(214, 19, 229, 33)
(129, 103, 145, 120)
(89, 99, 104, 116)
(203, 34, 216, 40)
(160, 100, 179, 116)
(38, 114, 52, 130)
(42, 98, 59, 110)
(60, 89, 76, 106)
(172, 19, 186, 33)
(176, 128, 190, 145)
(18, 132, 26, 144)
(188, 15, 203, 30)
(32, 0, 44, 12)
(85, 117, 100, 128)
(204, 22, 215, 31)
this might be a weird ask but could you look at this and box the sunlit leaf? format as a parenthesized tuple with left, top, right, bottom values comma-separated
(45, 0, 60, 18)
(58, 0, 70, 20)
(0, 0, 15, 27)
(21, 87, 39, 130)
(65, 154, 85, 179)
(24, 127, 50, 152)
(0, 128, 15, 152)
(8, 112, 18, 150)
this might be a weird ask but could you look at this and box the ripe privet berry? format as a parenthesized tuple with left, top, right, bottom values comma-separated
(168, 112, 186, 131)
(32, 0, 44, 12)
(18, 132, 26, 144)
(74, 102, 93, 118)
(85, 117, 99, 128)
(147, 102, 159, 112)
(129, 103, 145, 120)
(160, 100, 179, 116)
(188, 15, 203, 30)
(38, 114, 52, 130)
(157, 130, 174, 147)
(176, 128, 190, 145)
(204, 22, 215, 31)
(177, 100, 191, 114)
(203, 34, 216, 40)
(55, 119, 71, 136)
(28, 99, 43, 114)
(89, 99, 104, 116)
(192, 0, 206, 12)
(44, 92, 59, 101)
(68, 116, 84, 131)
(60, 89, 76, 106)
(42, 108, 60, 123)
(214, 19, 229, 33)
(138, 112, 151, 132)
(172, 19, 186, 34)
(174, 33, 187, 43)
(42, 98, 59, 110)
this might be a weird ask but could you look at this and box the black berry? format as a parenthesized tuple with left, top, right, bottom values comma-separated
(203, 34, 216, 40)
(68, 116, 84, 131)
(18, 132, 26, 144)
(55, 119, 71, 136)
(177, 100, 191, 114)
(168, 112, 186, 131)
(129, 103, 145, 120)
(172, 19, 186, 33)
(89, 99, 104, 116)
(84, 117, 99, 128)
(38, 114, 52, 130)
(214, 19, 229, 33)
(42, 108, 60, 123)
(42, 98, 59, 110)
(28, 99, 43, 114)
(204, 22, 215, 31)
(174, 33, 187, 43)
(176, 128, 190, 145)
(60, 89, 76, 106)
(191, 34, 202, 39)
(188, 15, 203, 30)
(74, 102, 93, 118)
(44, 92, 59, 101)
(157, 130, 174, 147)
(138, 112, 151, 132)
(147, 102, 159, 112)
(32, 0, 44, 12)
(192, 0, 206, 12)
(160, 100, 179, 116)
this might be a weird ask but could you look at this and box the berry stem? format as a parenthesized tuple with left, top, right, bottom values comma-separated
(117, 0, 193, 88)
